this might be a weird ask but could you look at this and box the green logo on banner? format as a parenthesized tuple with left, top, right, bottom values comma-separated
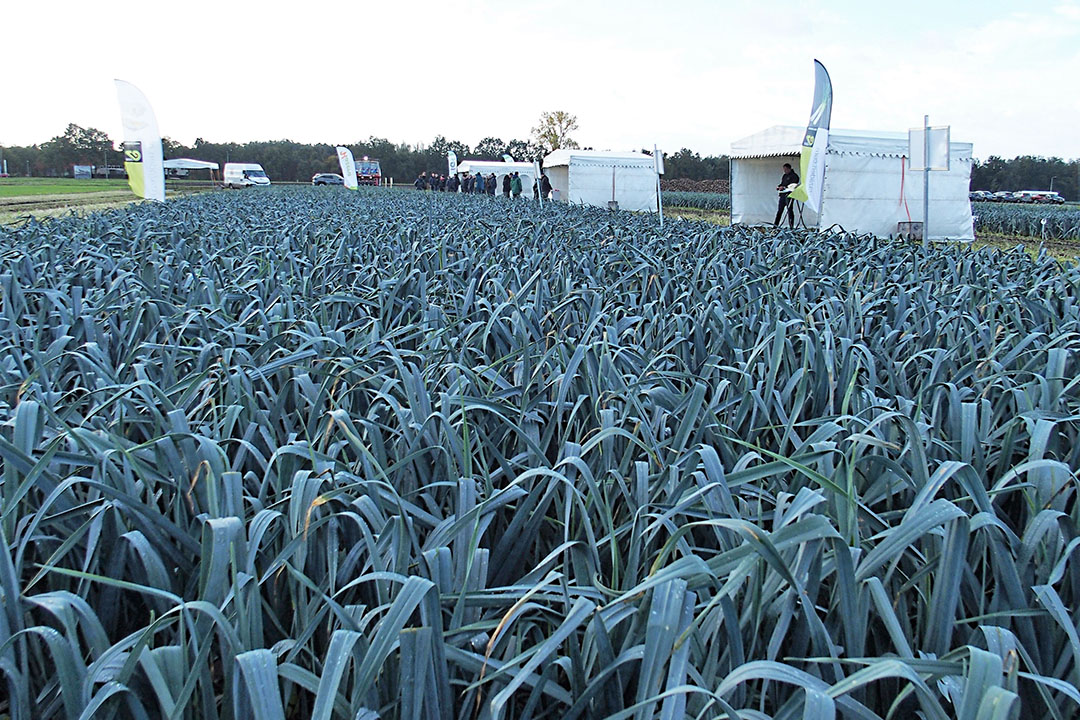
(123, 141, 143, 163)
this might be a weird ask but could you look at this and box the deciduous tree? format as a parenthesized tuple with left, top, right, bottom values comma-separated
(531, 111, 579, 155)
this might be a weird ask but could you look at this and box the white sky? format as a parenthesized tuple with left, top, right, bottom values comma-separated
(3, 0, 1079, 160)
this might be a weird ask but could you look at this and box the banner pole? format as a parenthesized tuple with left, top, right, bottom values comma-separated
(655, 144, 664, 228)
(535, 160, 543, 207)
(923, 114, 930, 246)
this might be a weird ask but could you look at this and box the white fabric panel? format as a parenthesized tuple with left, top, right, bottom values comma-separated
(547, 166, 569, 201)
(563, 161, 658, 212)
(613, 164, 659, 212)
(567, 163, 615, 208)
(819, 153, 974, 240)
(731, 155, 820, 228)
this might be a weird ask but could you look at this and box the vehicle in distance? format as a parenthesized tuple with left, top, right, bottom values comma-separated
(312, 173, 344, 186)
(969, 190, 993, 201)
(992, 191, 1017, 203)
(223, 163, 271, 188)
(93, 165, 128, 178)
(1015, 190, 1065, 205)
(357, 158, 381, 186)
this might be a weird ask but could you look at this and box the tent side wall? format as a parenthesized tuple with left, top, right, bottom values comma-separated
(547, 166, 570, 201)
(819, 152, 974, 240)
(731, 155, 820, 228)
(566, 162, 657, 212)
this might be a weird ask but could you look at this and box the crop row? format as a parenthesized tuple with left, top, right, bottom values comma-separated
(1, 187, 1079, 718)
(662, 190, 731, 211)
(973, 202, 1080, 240)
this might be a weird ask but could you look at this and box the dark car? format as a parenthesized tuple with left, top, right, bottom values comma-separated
(312, 173, 344, 186)
(969, 190, 993, 202)
(992, 191, 1017, 203)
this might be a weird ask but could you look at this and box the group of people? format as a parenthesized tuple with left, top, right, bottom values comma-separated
(414, 170, 554, 199)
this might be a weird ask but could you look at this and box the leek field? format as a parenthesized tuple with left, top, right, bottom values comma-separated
(1, 187, 1079, 719)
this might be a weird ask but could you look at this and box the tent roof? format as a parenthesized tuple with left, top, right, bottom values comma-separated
(163, 158, 219, 170)
(543, 149, 660, 171)
(456, 160, 535, 173)
(730, 125, 973, 160)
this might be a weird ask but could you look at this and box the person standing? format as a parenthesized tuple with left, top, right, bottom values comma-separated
(414, 171, 427, 190)
(774, 162, 799, 227)
(488, 173, 497, 195)
(502, 173, 511, 197)
(540, 172, 552, 200)
(510, 172, 522, 198)
(477, 172, 486, 194)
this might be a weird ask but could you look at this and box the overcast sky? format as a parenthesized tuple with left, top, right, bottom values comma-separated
(3, 0, 1079, 160)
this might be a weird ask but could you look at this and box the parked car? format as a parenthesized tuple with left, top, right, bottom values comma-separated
(1039, 192, 1066, 205)
(992, 191, 1017, 203)
(969, 190, 993, 201)
(93, 165, 128, 178)
(312, 173, 344, 186)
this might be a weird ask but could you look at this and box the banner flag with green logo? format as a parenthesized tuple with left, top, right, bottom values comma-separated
(114, 80, 165, 202)
(788, 60, 833, 212)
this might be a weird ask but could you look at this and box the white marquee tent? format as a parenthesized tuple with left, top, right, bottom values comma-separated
(163, 158, 220, 181)
(542, 150, 661, 212)
(730, 126, 975, 240)
(162, 158, 219, 170)
(456, 160, 536, 194)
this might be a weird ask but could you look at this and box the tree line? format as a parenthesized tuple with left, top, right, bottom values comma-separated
(971, 156, 1079, 200)
(0, 123, 733, 185)
(3, 124, 1076, 198)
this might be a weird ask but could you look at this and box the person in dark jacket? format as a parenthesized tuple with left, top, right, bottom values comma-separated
(476, 172, 486, 194)
(448, 174, 459, 192)
(465, 174, 474, 193)
(540, 172, 552, 199)
(414, 172, 427, 190)
(510, 172, 522, 198)
(488, 173, 497, 195)
(502, 174, 511, 197)
(774, 162, 799, 227)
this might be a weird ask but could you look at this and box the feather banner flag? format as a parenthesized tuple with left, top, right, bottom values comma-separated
(787, 60, 833, 212)
(114, 80, 165, 202)
(337, 147, 359, 189)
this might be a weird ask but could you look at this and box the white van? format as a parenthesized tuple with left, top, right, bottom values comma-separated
(223, 163, 271, 188)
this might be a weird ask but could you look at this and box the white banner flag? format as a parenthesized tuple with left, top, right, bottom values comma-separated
(804, 128, 828, 213)
(114, 80, 165, 202)
(448, 150, 458, 176)
(336, 147, 358, 190)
